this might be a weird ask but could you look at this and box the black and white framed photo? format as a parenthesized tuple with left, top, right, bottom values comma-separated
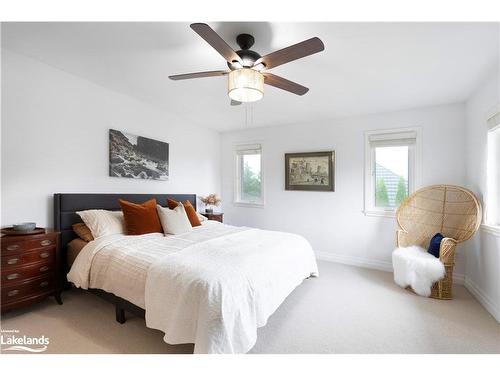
(109, 129, 169, 181)
(285, 151, 335, 191)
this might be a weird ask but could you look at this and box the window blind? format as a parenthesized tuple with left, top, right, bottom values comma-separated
(368, 131, 417, 147)
(487, 111, 500, 131)
(235, 144, 261, 155)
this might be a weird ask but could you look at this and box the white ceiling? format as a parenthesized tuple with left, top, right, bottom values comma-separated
(2, 22, 498, 131)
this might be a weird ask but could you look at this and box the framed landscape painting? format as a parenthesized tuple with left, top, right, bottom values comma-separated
(285, 151, 335, 191)
(109, 129, 169, 181)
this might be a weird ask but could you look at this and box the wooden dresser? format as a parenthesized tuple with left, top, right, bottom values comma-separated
(203, 212, 224, 223)
(1, 229, 62, 313)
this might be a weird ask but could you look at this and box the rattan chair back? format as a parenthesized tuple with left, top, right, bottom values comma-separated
(397, 184, 482, 246)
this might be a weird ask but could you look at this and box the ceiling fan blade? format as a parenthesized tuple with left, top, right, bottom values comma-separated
(263, 73, 309, 96)
(255, 37, 324, 70)
(190, 23, 242, 64)
(169, 70, 229, 81)
(230, 99, 242, 106)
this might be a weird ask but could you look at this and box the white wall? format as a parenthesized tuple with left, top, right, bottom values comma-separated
(221, 103, 468, 275)
(464, 69, 500, 322)
(1, 50, 221, 227)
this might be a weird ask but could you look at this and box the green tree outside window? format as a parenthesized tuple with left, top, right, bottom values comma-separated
(376, 178, 389, 206)
(242, 161, 261, 200)
(395, 176, 408, 205)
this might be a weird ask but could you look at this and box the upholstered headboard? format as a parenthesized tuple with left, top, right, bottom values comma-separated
(53, 193, 197, 254)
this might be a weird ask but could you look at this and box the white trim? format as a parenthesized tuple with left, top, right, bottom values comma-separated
(315, 251, 393, 272)
(465, 278, 500, 322)
(316, 251, 465, 285)
(481, 223, 500, 237)
(453, 273, 465, 285)
(484, 102, 500, 124)
(232, 202, 265, 209)
(485, 126, 500, 225)
(489, 122, 500, 132)
(363, 210, 396, 218)
(363, 126, 422, 216)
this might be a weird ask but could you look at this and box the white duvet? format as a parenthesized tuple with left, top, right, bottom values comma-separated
(68, 221, 318, 353)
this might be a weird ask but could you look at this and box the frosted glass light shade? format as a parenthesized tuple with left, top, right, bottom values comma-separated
(228, 68, 264, 102)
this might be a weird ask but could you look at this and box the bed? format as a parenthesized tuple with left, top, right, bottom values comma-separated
(54, 193, 318, 354)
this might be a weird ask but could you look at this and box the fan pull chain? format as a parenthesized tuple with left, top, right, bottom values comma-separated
(243, 103, 254, 128)
(245, 104, 248, 128)
(251, 104, 254, 126)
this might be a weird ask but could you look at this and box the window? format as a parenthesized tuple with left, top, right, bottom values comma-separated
(234, 144, 264, 206)
(364, 128, 421, 217)
(486, 110, 500, 227)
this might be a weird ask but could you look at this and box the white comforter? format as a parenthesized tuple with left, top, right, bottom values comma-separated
(68, 221, 318, 354)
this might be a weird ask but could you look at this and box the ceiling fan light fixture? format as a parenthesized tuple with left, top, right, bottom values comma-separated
(228, 68, 264, 103)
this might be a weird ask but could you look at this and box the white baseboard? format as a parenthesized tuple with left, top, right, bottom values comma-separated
(316, 251, 465, 285)
(453, 273, 465, 285)
(315, 251, 393, 273)
(464, 278, 500, 323)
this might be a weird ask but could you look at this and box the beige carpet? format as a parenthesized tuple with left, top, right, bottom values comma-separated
(1, 261, 499, 354)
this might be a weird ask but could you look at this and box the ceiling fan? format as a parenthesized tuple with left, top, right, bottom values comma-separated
(169, 23, 325, 105)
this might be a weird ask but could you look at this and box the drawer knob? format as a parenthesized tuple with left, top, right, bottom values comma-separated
(39, 266, 50, 272)
(7, 244, 20, 251)
(6, 273, 20, 280)
(7, 258, 19, 265)
(40, 239, 52, 246)
(40, 281, 49, 287)
(7, 290, 19, 297)
(39, 252, 50, 259)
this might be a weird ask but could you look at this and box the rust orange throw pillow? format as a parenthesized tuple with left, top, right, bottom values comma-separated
(72, 223, 94, 242)
(119, 198, 163, 235)
(167, 199, 201, 227)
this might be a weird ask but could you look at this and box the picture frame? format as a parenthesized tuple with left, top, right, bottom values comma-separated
(109, 129, 169, 181)
(285, 151, 335, 191)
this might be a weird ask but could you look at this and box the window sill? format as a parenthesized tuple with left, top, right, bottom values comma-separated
(233, 201, 265, 209)
(363, 209, 396, 218)
(481, 224, 500, 237)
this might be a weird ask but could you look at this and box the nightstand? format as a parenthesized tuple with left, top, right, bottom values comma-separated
(1, 229, 62, 313)
(203, 212, 224, 223)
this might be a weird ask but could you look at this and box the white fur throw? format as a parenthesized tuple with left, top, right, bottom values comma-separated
(392, 246, 445, 297)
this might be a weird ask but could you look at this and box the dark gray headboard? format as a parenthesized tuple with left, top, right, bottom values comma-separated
(53, 193, 197, 254)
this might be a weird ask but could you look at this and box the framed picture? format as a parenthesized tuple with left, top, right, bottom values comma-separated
(109, 129, 169, 181)
(285, 151, 335, 191)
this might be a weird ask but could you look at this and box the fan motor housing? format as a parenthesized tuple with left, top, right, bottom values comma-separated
(227, 33, 262, 69)
(236, 33, 255, 50)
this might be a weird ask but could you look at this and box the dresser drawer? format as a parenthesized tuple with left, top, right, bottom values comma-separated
(1, 236, 56, 255)
(1, 275, 54, 303)
(1, 260, 54, 285)
(1, 246, 55, 269)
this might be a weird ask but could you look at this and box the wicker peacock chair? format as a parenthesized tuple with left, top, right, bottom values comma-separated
(396, 184, 482, 299)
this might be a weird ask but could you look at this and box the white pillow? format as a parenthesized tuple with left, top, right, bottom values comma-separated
(157, 204, 193, 235)
(196, 212, 208, 222)
(76, 209, 125, 239)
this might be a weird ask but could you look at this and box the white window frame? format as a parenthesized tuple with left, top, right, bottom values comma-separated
(363, 127, 422, 218)
(234, 143, 265, 208)
(483, 104, 500, 237)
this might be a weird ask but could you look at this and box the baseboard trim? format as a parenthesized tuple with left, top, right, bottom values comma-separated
(464, 278, 500, 323)
(315, 251, 393, 273)
(453, 273, 465, 285)
(315, 251, 465, 285)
